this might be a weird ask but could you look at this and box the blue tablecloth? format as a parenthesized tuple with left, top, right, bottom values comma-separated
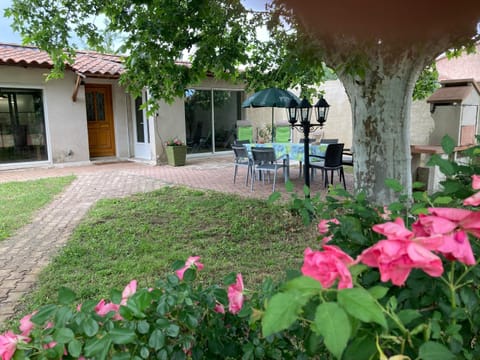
(244, 143, 327, 162)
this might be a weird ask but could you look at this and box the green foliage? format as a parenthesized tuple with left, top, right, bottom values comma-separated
(5, 0, 330, 108)
(413, 64, 439, 101)
(10, 267, 307, 359)
(7, 0, 251, 103)
(262, 134, 480, 359)
(425, 135, 480, 206)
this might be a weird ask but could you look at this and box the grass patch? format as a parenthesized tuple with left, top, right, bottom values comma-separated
(19, 186, 318, 313)
(0, 176, 75, 241)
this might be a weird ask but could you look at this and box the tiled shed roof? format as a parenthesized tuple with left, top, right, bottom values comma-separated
(427, 79, 480, 103)
(427, 86, 472, 103)
(0, 43, 124, 78)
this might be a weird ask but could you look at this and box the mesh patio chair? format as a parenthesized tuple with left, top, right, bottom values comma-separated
(310, 143, 346, 189)
(274, 126, 291, 143)
(237, 126, 253, 143)
(232, 145, 253, 186)
(250, 147, 289, 192)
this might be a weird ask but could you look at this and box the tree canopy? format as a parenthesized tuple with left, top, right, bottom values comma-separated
(5, 0, 330, 105)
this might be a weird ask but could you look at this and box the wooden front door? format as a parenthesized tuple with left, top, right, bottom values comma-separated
(86, 84, 116, 157)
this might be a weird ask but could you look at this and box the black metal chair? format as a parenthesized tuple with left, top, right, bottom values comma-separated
(310, 143, 346, 189)
(250, 147, 289, 192)
(232, 145, 253, 186)
(320, 138, 339, 144)
(309, 138, 339, 175)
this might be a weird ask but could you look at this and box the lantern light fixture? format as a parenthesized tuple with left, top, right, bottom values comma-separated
(314, 97, 330, 126)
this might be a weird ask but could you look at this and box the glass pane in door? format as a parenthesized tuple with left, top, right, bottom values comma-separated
(213, 90, 243, 152)
(0, 88, 47, 163)
(135, 97, 145, 143)
(185, 89, 212, 154)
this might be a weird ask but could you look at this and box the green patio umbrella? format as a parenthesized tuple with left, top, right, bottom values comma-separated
(242, 87, 300, 142)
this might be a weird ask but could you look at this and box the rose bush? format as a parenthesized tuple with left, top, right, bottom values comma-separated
(262, 193, 480, 359)
(2, 135, 479, 359)
(0, 258, 305, 360)
(260, 136, 480, 359)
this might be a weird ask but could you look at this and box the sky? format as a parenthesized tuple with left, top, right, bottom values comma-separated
(0, 0, 21, 44)
(0, 0, 268, 46)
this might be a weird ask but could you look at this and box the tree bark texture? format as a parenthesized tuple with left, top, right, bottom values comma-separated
(280, 0, 479, 205)
(319, 40, 452, 205)
(338, 52, 426, 204)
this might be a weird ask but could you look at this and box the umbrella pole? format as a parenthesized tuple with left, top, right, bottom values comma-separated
(271, 108, 275, 142)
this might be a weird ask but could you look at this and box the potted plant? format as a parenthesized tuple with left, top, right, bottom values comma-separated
(257, 124, 272, 143)
(165, 137, 187, 166)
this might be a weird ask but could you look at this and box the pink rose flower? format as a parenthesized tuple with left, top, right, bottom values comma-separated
(412, 208, 479, 265)
(214, 303, 225, 314)
(317, 218, 340, 243)
(472, 175, 480, 190)
(43, 341, 57, 349)
(464, 175, 480, 206)
(120, 280, 137, 305)
(361, 218, 446, 285)
(380, 206, 392, 220)
(95, 299, 122, 320)
(19, 312, 36, 337)
(464, 192, 480, 206)
(318, 218, 340, 234)
(228, 273, 244, 314)
(360, 237, 444, 286)
(0, 331, 29, 360)
(176, 256, 204, 280)
(301, 245, 354, 289)
(373, 218, 414, 240)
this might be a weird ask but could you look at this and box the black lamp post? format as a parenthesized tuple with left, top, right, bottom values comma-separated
(287, 96, 330, 196)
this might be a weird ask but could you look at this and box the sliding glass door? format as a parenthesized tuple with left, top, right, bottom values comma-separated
(0, 88, 47, 163)
(185, 89, 244, 154)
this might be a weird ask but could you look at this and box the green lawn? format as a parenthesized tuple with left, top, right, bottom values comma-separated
(0, 176, 75, 241)
(18, 186, 318, 314)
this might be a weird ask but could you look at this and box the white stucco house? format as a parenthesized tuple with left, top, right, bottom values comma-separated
(2, 42, 478, 172)
(0, 43, 247, 169)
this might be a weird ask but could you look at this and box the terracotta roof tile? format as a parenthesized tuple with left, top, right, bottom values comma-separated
(0, 43, 124, 78)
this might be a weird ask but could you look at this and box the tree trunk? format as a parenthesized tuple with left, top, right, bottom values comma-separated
(338, 53, 426, 205)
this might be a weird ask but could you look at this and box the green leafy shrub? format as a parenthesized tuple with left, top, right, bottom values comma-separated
(259, 135, 480, 359)
(2, 135, 479, 360)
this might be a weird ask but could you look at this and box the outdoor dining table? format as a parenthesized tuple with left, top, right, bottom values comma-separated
(243, 142, 328, 182)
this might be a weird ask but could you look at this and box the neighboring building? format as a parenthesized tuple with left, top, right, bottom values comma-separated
(427, 79, 480, 147)
(305, 44, 480, 149)
(0, 43, 246, 169)
(436, 43, 480, 82)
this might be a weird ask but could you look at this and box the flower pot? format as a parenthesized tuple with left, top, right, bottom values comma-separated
(166, 145, 187, 166)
